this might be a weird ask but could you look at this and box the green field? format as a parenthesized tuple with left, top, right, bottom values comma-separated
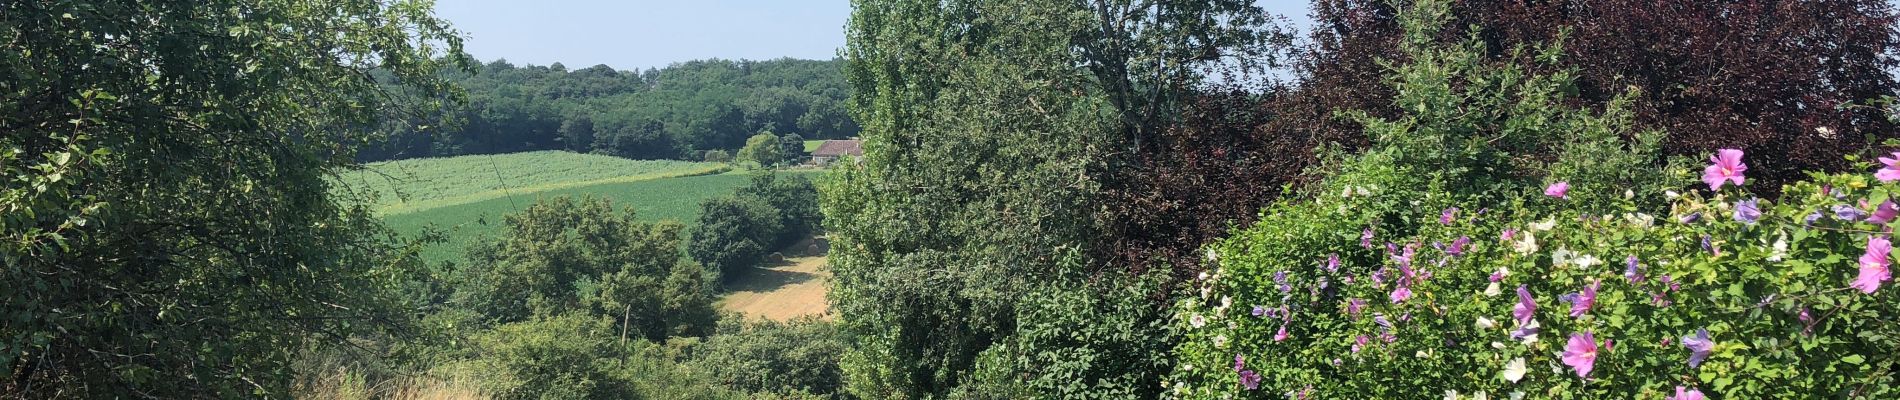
(336, 151, 730, 216)
(803, 140, 823, 153)
(335, 151, 821, 264)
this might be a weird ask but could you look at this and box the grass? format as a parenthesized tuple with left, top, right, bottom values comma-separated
(803, 140, 823, 153)
(335, 151, 729, 216)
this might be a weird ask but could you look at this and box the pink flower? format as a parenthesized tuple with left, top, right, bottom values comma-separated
(1390, 286, 1413, 304)
(1545, 181, 1570, 199)
(1853, 235, 1893, 294)
(1562, 332, 1599, 378)
(1870, 201, 1899, 225)
(1878, 151, 1900, 182)
(1702, 148, 1747, 191)
(1238, 369, 1261, 390)
(1568, 280, 1599, 318)
(1670, 386, 1706, 400)
(1325, 254, 1340, 272)
(1274, 325, 1290, 342)
(1440, 207, 1459, 225)
(1513, 285, 1537, 324)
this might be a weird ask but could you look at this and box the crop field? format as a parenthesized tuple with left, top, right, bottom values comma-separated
(334, 151, 825, 264)
(335, 151, 729, 216)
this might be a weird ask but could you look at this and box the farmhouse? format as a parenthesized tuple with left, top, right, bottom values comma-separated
(810, 139, 863, 165)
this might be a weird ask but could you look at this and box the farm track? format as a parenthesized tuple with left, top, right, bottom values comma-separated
(719, 255, 831, 321)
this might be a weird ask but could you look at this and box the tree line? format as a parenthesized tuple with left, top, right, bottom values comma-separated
(359, 57, 858, 162)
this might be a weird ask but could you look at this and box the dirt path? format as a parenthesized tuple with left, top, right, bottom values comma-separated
(718, 255, 831, 321)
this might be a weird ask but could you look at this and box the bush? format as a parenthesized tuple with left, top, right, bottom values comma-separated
(687, 317, 848, 396)
(737, 173, 823, 248)
(739, 133, 786, 168)
(451, 196, 712, 339)
(705, 149, 733, 163)
(687, 195, 784, 283)
(1166, 2, 1899, 398)
(442, 313, 744, 400)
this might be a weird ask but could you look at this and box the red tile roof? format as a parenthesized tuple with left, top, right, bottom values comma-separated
(811, 140, 863, 157)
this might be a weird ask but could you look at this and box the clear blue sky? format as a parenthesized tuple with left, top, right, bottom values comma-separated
(435, 0, 1316, 71)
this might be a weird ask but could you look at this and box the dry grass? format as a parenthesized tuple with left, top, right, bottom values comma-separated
(295, 366, 487, 400)
(717, 254, 832, 321)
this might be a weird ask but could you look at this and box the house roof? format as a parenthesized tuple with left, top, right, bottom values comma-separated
(811, 140, 863, 157)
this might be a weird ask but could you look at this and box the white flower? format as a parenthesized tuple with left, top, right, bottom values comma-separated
(1511, 231, 1539, 254)
(1510, 391, 1526, 400)
(1818, 126, 1838, 139)
(1624, 189, 1635, 199)
(1445, 390, 1460, 400)
(1341, 186, 1354, 198)
(1476, 316, 1497, 330)
(1190, 314, 1206, 328)
(1357, 186, 1372, 196)
(1491, 341, 1506, 350)
(1474, 391, 1489, 400)
(1205, 248, 1218, 262)
(1198, 271, 1210, 281)
(1484, 282, 1501, 297)
(1213, 334, 1229, 348)
(1502, 358, 1527, 383)
(1624, 213, 1655, 228)
(1528, 219, 1557, 231)
(1220, 295, 1232, 311)
(1768, 232, 1789, 262)
(1551, 247, 1576, 266)
(1572, 253, 1603, 269)
(1666, 190, 1681, 200)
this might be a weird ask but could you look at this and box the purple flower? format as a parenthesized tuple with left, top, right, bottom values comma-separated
(1440, 207, 1459, 225)
(1854, 235, 1892, 294)
(1870, 201, 1899, 225)
(1275, 270, 1292, 293)
(1671, 386, 1707, 400)
(1562, 332, 1600, 378)
(1734, 198, 1761, 224)
(1545, 181, 1571, 199)
(1500, 228, 1517, 242)
(1624, 255, 1644, 283)
(1447, 236, 1471, 256)
(1835, 204, 1868, 221)
(1805, 210, 1825, 226)
(1233, 354, 1246, 371)
(1569, 280, 1599, 318)
(1702, 148, 1747, 191)
(1325, 254, 1340, 272)
(1352, 335, 1368, 353)
(1682, 328, 1713, 368)
(1274, 325, 1290, 342)
(1237, 369, 1261, 390)
(1347, 298, 1366, 317)
(1390, 286, 1412, 304)
(1878, 151, 1900, 182)
(1373, 314, 1393, 330)
(1252, 305, 1266, 318)
(1679, 212, 1702, 224)
(1361, 228, 1375, 248)
(1513, 285, 1537, 323)
(1510, 321, 1540, 341)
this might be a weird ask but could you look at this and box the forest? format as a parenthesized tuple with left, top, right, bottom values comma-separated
(5, 0, 1900, 399)
(359, 57, 856, 162)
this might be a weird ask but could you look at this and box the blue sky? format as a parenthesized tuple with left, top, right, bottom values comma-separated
(435, 0, 1316, 71)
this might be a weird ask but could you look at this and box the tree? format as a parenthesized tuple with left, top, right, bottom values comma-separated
(828, 0, 1285, 397)
(737, 133, 785, 168)
(560, 115, 597, 152)
(735, 173, 822, 248)
(0, 0, 465, 395)
(777, 133, 806, 164)
(686, 196, 782, 284)
(451, 196, 711, 341)
(704, 149, 733, 163)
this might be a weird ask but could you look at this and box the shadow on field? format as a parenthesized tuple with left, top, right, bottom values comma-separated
(724, 260, 819, 293)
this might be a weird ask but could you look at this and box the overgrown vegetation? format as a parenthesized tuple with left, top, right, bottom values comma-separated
(690, 173, 822, 284)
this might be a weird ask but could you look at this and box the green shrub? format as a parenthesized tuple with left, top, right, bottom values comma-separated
(443, 313, 744, 400)
(736, 172, 823, 248)
(687, 317, 848, 396)
(687, 195, 783, 283)
(1166, 2, 1898, 398)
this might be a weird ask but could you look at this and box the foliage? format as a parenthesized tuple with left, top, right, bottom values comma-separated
(687, 317, 849, 397)
(450, 196, 715, 340)
(443, 313, 745, 400)
(1294, 0, 1900, 194)
(705, 149, 733, 163)
(831, 0, 1289, 397)
(688, 195, 783, 284)
(0, 0, 464, 395)
(737, 173, 823, 249)
(1168, 2, 1897, 398)
(360, 57, 859, 161)
(739, 133, 788, 168)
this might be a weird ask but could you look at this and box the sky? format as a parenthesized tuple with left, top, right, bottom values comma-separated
(434, 0, 1316, 72)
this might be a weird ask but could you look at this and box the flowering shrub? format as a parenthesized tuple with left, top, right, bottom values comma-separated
(1170, 154, 1900, 398)
(1166, 2, 1897, 398)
